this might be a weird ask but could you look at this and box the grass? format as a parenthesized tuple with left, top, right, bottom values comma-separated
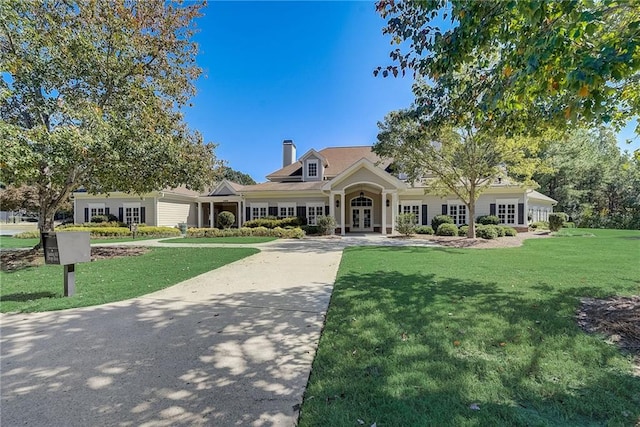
(159, 236, 278, 244)
(299, 229, 640, 427)
(0, 235, 165, 249)
(0, 247, 259, 312)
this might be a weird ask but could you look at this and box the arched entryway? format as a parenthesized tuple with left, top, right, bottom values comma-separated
(350, 194, 373, 232)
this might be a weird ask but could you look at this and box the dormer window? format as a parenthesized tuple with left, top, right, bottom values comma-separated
(308, 161, 318, 177)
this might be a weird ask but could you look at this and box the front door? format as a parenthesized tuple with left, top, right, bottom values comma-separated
(350, 196, 373, 232)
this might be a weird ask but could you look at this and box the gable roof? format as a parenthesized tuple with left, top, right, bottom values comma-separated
(208, 180, 245, 196)
(266, 146, 391, 180)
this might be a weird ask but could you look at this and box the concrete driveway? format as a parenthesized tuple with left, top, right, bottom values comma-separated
(1, 236, 438, 426)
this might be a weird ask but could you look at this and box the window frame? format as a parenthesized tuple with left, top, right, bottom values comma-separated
(447, 201, 467, 226)
(250, 203, 268, 220)
(277, 202, 296, 219)
(306, 159, 319, 180)
(88, 203, 106, 219)
(306, 202, 325, 225)
(123, 202, 141, 225)
(496, 199, 518, 225)
(400, 200, 420, 225)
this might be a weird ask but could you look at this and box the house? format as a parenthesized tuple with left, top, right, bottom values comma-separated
(73, 140, 556, 233)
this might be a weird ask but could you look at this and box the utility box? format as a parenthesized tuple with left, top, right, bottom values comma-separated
(41, 232, 91, 296)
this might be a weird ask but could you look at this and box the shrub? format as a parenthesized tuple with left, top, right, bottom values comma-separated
(476, 225, 499, 239)
(458, 225, 469, 237)
(549, 212, 568, 232)
(316, 215, 337, 235)
(14, 230, 40, 239)
(243, 216, 303, 229)
(396, 213, 417, 236)
(217, 211, 235, 229)
(185, 226, 304, 239)
(529, 221, 549, 230)
(502, 226, 518, 236)
(90, 214, 119, 223)
(302, 225, 321, 235)
(135, 226, 181, 237)
(431, 214, 454, 231)
(563, 221, 576, 228)
(477, 215, 500, 225)
(415, 225, 434, 235)
(62, 227, 130, 237)
(436, 223, 458, 236)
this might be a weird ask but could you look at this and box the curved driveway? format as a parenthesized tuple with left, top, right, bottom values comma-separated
(1, 236, 437, 426)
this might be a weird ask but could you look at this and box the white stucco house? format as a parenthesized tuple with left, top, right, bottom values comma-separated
(73, 140, 556, 234)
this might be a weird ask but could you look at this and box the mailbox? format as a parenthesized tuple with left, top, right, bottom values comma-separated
(41, 232, 91, 297)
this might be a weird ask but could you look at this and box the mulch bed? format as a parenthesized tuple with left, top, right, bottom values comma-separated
(1, 247, 149, 272)
(577, 296, 640, 373)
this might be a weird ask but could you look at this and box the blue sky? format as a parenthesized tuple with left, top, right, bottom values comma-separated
(185, 1, 638, 182)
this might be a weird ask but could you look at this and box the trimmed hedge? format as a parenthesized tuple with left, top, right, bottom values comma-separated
(529, 221, 549, 230)
(14, 231, 40, 239)
(217, 211, 235, 229)
(61, 227, 130, 237)
(502, 226, 518, 236)
(302, 225, 321, 235)
(58, 221, 127, 228)
(187, 226, 304, 239)
(243, 217, 304, 229)
(431, 214, 454, 231)
(135, 226, 181, 237)
(316, 215, 337, 235)
(476, 225, 499, 239)
(415, 225, 434, 235)
(477, 215, 500, 225)
(458, 225, 469, 237)
(436, 223, 459, 236)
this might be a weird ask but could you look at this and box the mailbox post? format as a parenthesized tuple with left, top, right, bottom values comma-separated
(42, 232, 91, 297)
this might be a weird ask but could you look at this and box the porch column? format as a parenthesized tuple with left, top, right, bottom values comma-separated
(329, 191, 336, 218)
(340, 192, 345, 236)
(209, 201, 214, 228)
(197, 202, 202, 228)
(237, 201, 241, 227)
(391, 192, 399, 235)
(381, 191, 389, 235)
(240, 200, 244, 225)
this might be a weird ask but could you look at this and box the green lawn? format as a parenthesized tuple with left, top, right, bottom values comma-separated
(160, 236, 278, 244)
(299, 229, 640, 426)
(0, 235, 164, 249)
(0, 247, 258, 312)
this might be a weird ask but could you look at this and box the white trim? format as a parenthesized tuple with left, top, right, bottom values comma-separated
(250, 202, 268, 220)
(277, 202, 296, 218)
(322, 158, 407, 191)
(349, 195, 374, 232)
(305, 159, 319, 180)
(306, 202, 325, 225)
(496, 198, 519, 205)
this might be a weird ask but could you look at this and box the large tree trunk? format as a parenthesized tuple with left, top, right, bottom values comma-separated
(467, 200, 476, 238)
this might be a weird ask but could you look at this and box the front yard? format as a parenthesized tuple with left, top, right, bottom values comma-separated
(299, 229, 640, 426)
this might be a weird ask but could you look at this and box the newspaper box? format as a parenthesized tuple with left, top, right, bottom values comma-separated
(42, 232, 91, 296)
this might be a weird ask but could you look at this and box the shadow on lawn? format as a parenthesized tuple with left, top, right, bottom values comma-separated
(300, 265, 640, 426)
(1, 291, 57, 302)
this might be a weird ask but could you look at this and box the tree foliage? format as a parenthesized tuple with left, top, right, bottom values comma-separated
(375, 0, 640, 134)
(221, 166, 257, 185)
(374, 109, 547, 238)
(0, 0, 217, 233)
(0, 184, 40, 212)
(535, 128, 640, 229)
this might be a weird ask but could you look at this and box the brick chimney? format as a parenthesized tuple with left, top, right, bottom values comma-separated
(282, 140, 296, 167)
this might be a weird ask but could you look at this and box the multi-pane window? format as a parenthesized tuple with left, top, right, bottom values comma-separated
(307, 161, 318, 177)
(251, 204, 268, 220)
(278, 203, 296, 218)
(498, 203, 516, 224)
(448, 204, 467, 225)
(402, 205, 420, 225)
(350, 196, 372, 207)
(90, 206, 105, 218)
(307, 204, 324, 225)
(124, 207, 140, 225)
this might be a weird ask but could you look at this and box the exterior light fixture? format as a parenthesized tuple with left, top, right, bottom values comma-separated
(335, 199, 340, 208)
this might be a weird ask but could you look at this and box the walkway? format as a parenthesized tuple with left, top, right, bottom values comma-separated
(0, 236, 438, 426)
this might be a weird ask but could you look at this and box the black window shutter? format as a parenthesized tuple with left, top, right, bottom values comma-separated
(297, 206, 306, 218)
(84, 207, 89, 222)
(140, 207, 146, 224)
(268, 206, 277, 217)
(398, 204, 401, 214)
(490, 204, 496, 216)
(421, 205, 428, 225)
(118, 207, 123, 222)
(442, 204, 447, 215)
(105, 207, 110, 215)
(325, 205, 330, 216)
(245, 206, 250, 221)
(518, 203, 524, 224)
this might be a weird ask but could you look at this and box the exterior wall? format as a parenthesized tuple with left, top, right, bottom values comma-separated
(344, 189, 382, 227)
(528, 202, 554, 222)
(74, 196, 156, 225)
(303, 154, 323, 181)
(157, 199, 197, 227)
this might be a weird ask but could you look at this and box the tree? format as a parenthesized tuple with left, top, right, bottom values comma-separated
(375, 0, 640, 135)
(535, 127, 640, 229)
(221, 166, 257, 185)
(0, 0, 217, 236)
(374, 109, 547, 238)
(0, 185, 40, 212)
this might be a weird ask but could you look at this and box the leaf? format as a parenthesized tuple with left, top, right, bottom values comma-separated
(469, 403, 480, 410)
(357, 419, 365, 425)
